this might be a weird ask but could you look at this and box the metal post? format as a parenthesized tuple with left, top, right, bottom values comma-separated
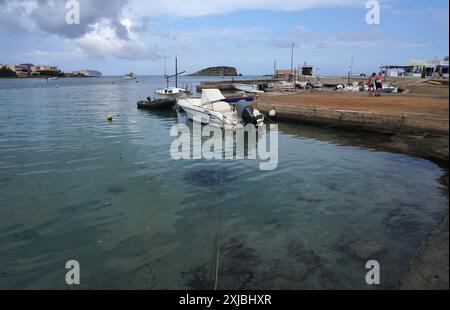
(175, 57, 178, 88)
(164, 58, 169, 88)
(350, 57, 354, 78)
(348, 66, 351, 85)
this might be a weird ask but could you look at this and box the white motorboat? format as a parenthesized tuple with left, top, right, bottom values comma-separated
(47, 77, 58, 81)
(296, 81, 308, 89)
(268, 81, 295, 90)
(177, 89, 264, 129)
(124, 72, 137, 80)
(155, 87, 190, 100)
(311, 82, 323, 89)
(381, 85, 399, 93)
(233, 83, 264, 94)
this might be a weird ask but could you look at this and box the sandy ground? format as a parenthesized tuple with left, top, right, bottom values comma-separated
(257, 90, 449, 120)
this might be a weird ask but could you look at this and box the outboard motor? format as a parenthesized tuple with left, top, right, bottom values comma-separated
(236, 100, 258, 127)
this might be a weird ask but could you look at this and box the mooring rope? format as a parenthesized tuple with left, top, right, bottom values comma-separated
(214, 235, 220, 290)
(214, 145, 225, 290)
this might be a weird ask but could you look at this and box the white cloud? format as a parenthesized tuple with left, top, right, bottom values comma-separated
(74, 23, 162, 60)
(17, 21, 163, 63)
(0, 0, 129, 38)
(295, 25, 311, 38)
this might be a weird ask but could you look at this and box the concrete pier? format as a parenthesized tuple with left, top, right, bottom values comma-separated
(196, 78, 277, 92)
(255, 92, 449, 135)
(254, 89, 449, 164)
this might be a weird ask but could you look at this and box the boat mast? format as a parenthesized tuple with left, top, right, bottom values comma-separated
(164, 58, 169, 88)
(175, 56, 178, 88)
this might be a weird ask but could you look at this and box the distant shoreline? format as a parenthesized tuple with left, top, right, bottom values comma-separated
(0, 75, 266, 79)
(0, 76, 100, 79)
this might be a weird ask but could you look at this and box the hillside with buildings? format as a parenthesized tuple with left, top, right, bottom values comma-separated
(0, 63, 102, 78)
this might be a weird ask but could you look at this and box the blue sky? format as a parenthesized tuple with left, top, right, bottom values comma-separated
(0, 0, 448, 75)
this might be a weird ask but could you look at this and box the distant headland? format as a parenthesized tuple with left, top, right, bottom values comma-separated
(188, 66, 241, 76)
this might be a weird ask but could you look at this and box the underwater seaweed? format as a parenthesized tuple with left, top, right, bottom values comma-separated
(183, 169, 236, 187)
(181, 263, 214, 290)
(107, 185, 127, 195)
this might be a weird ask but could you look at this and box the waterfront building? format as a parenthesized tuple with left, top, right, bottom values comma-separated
(381, 56, 449, 78)
(275, 69, 299, 81)
(15, 64, 31, 76)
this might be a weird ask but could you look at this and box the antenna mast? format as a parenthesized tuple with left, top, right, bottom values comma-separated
(175, 56, 178, 88)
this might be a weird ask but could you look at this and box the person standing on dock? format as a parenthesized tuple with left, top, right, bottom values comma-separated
(375, 72, 383, 96)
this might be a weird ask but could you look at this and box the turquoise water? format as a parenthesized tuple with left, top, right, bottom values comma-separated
(0, 76, 447, 289)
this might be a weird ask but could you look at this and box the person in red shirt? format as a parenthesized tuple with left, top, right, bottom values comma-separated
(366, 73, 376, 96)
(375, 72, 383, 96)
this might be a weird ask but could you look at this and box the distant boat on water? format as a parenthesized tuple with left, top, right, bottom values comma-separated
(124, 72, 137, 80)
(47, 77, 58, 81)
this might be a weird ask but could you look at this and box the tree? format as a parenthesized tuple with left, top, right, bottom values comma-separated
(39, 70, 64, 77)
(0, 66, 17, 77)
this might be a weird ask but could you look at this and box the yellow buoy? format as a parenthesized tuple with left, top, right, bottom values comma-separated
(107, 115, 113, 121)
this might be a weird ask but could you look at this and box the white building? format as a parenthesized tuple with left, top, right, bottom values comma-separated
(381, 57, 449, 78)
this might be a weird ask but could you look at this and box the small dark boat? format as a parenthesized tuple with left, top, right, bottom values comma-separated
(137, 97, 176, 109)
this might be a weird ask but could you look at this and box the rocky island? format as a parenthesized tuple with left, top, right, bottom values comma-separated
(188, 66, 239, 76)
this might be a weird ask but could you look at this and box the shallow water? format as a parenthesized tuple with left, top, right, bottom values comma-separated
(0, 76, 448, 289)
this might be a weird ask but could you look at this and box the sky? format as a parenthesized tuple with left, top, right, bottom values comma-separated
(0, 0, 448, 75)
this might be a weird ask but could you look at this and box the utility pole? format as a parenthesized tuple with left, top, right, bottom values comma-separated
(274, 60, 277, 77)
(291, 43, 295, 76)
(350, 57, 354, 78)
(348, 66, 351, 85)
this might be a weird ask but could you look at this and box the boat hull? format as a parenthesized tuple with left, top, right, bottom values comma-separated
(223, 97, 254, 103)
(178, 104, 219, 126)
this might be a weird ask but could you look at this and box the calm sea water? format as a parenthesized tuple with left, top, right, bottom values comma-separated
(0, 76, 448, 289)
